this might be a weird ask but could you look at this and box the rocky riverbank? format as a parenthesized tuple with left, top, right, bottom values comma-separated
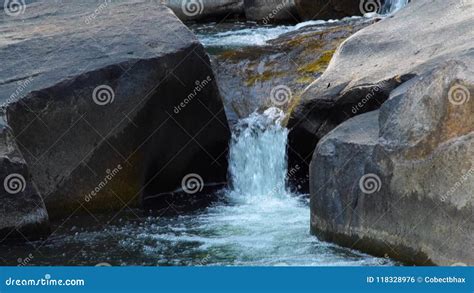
(288, 0, 473, 265)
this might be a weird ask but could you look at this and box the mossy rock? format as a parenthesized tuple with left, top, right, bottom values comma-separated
(213, 19, 375, 120)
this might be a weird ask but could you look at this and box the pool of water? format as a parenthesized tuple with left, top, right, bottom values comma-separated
(0, 109, 394, 266)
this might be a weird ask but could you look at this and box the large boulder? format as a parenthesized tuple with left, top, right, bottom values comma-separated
(288, 0, 474, 191)
(294, 0, 400, 20)
(310, 62, 474, 265)
(0, 123, 49, 242)
(295, 0, 366, 20)
(1, 1, 230, 219)
(163, 0, 244, 21)
(244, 0, 298, 23)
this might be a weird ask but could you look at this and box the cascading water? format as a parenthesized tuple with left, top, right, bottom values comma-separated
(228, 108, 288, 199)
(383, 0, 410, 14)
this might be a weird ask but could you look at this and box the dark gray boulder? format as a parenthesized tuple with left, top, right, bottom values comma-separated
(295, 0, 370, 20)
(310, 110, 379, 239)
(163, 0, 244, 21)
(0, 122, 49, 242)
(295, 0, 401, 20)
(1, 1, 230, 219)
(244, 0, 298, 23)
(310, 62, 474, 265)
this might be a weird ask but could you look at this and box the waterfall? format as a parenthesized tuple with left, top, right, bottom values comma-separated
(228, 107, 289, 201)
(382, 0, 409, 14)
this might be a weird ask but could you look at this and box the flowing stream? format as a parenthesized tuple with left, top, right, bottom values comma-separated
(0, 109, 392, 266)
(0, 4, 410, 265)
(192, 0, 408, 49)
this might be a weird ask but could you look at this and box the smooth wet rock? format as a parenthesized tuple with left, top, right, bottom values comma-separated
(0, 123, 50, 242)
(163, 0, 244, 21)
(1, 1, 230, 219)
(310, 111, 379, 234)
(244, 0, 298, 23)
(310, 62, 474, 265)
(288, 0, 474, 191)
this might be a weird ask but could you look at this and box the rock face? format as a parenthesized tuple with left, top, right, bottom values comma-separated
(310, 62, 474, 265)
(1, 1, 230, 219)
(0, 123, 49, 242)
(163, 0, 244, 21)
(294, 0, 396, 20)
(295, 0, 366, 20)
(244, 0, 298, 23)
(288, 0, 474, 191)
